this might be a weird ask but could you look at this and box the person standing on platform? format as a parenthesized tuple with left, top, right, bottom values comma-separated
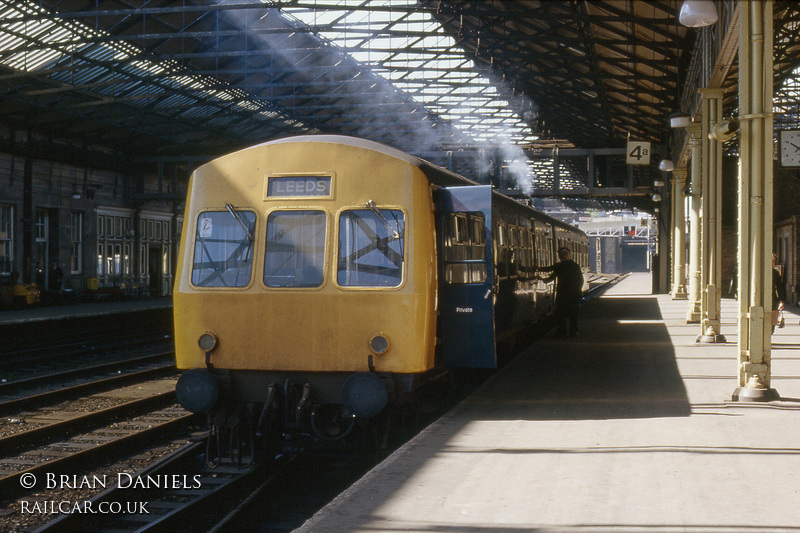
(772, 253, 786, 333)
(50, 259, 64, 304)
(536, 246, 585, 337)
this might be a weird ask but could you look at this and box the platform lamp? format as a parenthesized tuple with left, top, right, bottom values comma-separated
(660, 112, 691, 171)
(670, 113, 691, 128)
(678, 0, 718, 28)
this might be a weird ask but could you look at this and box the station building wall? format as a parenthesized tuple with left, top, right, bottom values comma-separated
(0, 148, 185, 300)
(716, 158, 800, 305)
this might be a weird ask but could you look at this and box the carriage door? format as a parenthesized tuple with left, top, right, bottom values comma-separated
(435, 185, 495, 368)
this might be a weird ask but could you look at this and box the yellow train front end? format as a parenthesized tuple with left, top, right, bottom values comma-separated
(173, 137, 437, 442)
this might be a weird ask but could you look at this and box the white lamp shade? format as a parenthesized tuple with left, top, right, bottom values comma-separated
(679, 0, 718, 28)
(669, 114, 691, 128)
(658, 159, 675, 172)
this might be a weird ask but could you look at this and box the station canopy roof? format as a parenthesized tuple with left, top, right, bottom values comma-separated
(2, 1, 800, 163)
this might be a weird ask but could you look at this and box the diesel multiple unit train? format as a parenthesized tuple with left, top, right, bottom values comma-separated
(174, 135, 588, 449)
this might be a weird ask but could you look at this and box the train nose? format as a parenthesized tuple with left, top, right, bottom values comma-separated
(342, 372, 389, 418)
(175, 368, 219, 413)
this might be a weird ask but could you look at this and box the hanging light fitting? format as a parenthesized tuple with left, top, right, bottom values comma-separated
(679, 0, 718, 28)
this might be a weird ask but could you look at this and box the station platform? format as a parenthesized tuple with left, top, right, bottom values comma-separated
(0, 297, 173, 353)
(0, 297, 172, 326)
(296, 273, 800, 533)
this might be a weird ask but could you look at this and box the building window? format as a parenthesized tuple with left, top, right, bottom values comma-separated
(35, 208, 48, 242)
(124, 243, 131, 276)
(70, 212, 82, 274)
(97, 243, 104, 276)
(0, 205, 12, 274)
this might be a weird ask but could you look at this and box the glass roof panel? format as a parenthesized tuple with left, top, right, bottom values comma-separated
(0, 0, 303, 131)
(278, 0, 537, 144)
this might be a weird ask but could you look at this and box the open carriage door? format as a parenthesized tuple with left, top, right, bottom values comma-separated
(435, 185, 496, 368)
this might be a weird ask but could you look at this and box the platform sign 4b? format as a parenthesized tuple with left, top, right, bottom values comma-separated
(626, 141, 651, 165)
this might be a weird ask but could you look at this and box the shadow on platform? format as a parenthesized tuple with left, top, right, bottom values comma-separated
(471, 294, 691, 420)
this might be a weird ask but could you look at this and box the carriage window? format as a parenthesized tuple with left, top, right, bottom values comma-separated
(508, 227, 519, 277)
(338, 209, 404, 287)
(264, 210, 326, 287)
(444, 212, 486, 284)
(496, 223, 508, 278)
(191, 210, 256, 287)
(519, 230, 532, 277)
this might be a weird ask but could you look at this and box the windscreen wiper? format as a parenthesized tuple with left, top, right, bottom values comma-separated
(225, 203, 253, 242)
(365, 200, 401, 239)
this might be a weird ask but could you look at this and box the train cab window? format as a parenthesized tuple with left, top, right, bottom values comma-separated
(443, 212, 486, 284)
(264, 210, 326, 287)
(337, 208, 404, 287)
(191, 210, 256, 287)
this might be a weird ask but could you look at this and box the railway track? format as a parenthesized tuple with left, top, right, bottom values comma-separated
(583, 272, 627, 299)
(0, 353, 175, 414)
(0, 376, 203, 532)
(0, 378, 185, 494)
(0, 334, 173, 383)
(29, 440, 296, 533)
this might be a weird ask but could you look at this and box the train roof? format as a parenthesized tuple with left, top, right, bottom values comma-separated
(237, 134, 585, 238)
(254, 134, 473, 187)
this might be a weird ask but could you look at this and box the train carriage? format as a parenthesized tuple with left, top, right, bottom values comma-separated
(173, 135, 587, 446)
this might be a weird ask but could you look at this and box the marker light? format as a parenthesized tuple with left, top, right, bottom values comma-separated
(198, 332, 218, 352)
(369, 335, 389, 355)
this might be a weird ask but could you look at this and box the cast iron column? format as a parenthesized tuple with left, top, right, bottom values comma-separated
(698, 89, 726, 343)
(734, 0, 777, 401)
(671, 167, 688, 299)
(686, 124, 702, 323)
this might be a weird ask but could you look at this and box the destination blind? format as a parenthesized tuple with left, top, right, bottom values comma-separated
(267, 176, 332, 197)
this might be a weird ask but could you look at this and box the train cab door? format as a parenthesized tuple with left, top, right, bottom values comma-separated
(435, 185, 496, 368)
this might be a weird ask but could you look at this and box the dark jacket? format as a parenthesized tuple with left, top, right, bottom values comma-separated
(540, 259, 584, 302)
(773, 268, 786, 310)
